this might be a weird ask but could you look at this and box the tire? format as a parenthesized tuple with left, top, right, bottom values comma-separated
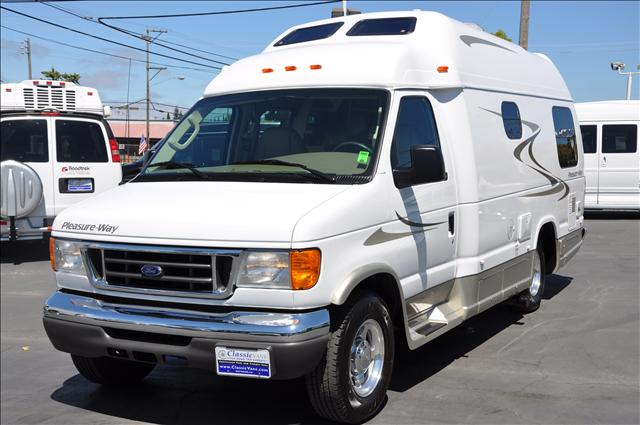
(71, 354, 155, 385)
(510, 244, 546, 313)
(306, 292, 395, 424)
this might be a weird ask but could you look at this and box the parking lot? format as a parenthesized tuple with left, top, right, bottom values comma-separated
(1, 212, 638, 425)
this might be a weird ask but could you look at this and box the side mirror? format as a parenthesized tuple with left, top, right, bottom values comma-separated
(141, 150, 152, 166)
(393, 145, 446, 189)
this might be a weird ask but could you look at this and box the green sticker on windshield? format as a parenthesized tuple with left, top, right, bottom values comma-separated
(357, 151, 370, 165)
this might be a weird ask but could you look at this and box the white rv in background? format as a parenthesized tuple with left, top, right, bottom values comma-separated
(576, 100, 639, 211)
(43, 11, 585, 423)
(0, 80, 122, 241)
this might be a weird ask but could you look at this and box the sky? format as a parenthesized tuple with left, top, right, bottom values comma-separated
(1, 0, 638, 120)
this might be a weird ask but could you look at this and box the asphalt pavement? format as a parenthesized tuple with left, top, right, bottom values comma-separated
(1, 212, 638, 425)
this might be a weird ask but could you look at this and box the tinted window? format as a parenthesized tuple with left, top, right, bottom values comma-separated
(0, 119, 48, 162)
(347, 17, 417, 36)
(602, 124, 637, 153)
(552, 106, 578, 168)
(580, 125, 597, 154)
(391, 97, 441, 171)
(56, 120, 108, 162)
(501, 101, 522, 139)
(274, 22, 343, 46)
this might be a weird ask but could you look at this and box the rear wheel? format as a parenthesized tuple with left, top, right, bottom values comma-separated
(306, 292, 394, 424)
(510, 245, 546, 313)
(71, 354, 155, 385)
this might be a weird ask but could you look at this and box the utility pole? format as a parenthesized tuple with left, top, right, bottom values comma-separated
(518, 0, 530, 50)
(145, 28, 167, 151)
(21, 39, 32, 79)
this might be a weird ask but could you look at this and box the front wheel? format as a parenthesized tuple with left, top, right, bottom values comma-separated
(306, 292, 395, 424)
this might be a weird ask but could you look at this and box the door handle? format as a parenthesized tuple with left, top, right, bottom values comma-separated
(602, 155, 607, 167)
(448, 212, 455, 235)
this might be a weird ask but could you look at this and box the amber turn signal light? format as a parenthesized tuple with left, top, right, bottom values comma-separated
(49, 237, 56, 271)
(290, 249, 321, 290)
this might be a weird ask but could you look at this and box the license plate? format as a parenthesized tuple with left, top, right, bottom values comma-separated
(67, 179, 93, 192)
(215, 346, 271, 379)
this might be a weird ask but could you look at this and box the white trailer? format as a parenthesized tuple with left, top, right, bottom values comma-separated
(576, 100, 639, 210)
(1, 80, 122, 241)
(43, 11, 585, 423)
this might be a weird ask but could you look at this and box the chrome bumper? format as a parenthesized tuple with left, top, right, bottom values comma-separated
(43, 291, 330, 343)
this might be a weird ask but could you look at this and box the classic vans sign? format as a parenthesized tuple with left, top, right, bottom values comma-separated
(60, 221, 119, 234)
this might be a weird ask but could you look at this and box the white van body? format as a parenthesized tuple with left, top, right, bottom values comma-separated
(575, 100, 639, 210)
(43, 11, 585, 423)
(0, 80, 122, 241)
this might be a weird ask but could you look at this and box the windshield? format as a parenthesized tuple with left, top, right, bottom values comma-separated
(138, 89, 388, 184)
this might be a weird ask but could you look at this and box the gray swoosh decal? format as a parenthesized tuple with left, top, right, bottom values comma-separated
(364, 226, 438, 247)
(395, 212, 445, 228)
(481, 108, 569, 201)
(460, 35, 517, 53)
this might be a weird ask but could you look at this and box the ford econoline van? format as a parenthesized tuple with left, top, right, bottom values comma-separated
(42, 12, 585, 423)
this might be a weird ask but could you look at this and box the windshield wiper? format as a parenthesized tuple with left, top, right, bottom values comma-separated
(147, 161, 212, 180)
(232, 159, 336, 183)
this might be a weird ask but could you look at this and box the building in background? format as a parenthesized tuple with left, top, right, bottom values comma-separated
(107, 119, 175, 163)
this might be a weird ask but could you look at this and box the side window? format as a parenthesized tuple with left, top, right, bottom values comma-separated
(501, 101, 522, 139)
(56, 120, 108, 163)
(602, 124, 637, 153)
(0, 119, 49, 162)
(579, 125, 597, 154)
(552, 106, 579, 168)
(391, 97, 441, 170)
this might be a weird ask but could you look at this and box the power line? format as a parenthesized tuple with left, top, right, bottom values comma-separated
(0, 5, 222, 70)
(96, 21, 231, 66)
(0, 25, 215, 73)
(40, 1, 239, 61)
(98, 0, 340, 21)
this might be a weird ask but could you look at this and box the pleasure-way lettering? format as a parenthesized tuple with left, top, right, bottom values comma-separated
(43, 11, 585, 423)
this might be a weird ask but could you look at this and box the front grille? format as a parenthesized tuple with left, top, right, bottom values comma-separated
(86, 245, 240, 298)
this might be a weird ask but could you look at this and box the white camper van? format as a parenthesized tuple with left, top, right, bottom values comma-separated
(576, 100, 639, 211)
(0, 80, 122, 241)
(43, 12, 585, 423)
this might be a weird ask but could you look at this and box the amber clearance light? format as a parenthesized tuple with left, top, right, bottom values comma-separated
(290, 249, 321, 290)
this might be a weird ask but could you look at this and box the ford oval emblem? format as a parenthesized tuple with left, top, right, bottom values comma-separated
(140, 264, 163, 278)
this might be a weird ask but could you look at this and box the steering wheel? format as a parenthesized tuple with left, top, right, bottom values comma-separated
(332, 141, 373, 153)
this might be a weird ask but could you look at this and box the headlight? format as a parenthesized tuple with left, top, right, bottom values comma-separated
(50, 238, 86, 275)
(237, 249, 320, 290)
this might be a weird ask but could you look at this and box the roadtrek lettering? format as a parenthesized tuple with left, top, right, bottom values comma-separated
(60, 222, 119, 234)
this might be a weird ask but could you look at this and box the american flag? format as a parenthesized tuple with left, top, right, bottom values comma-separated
(138, 134, 147, 155)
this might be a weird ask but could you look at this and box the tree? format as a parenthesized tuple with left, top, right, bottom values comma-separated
(492, 29, 513, 42)
(165, 112, 171, 120)
(41, 67, 81, 83)
(173, 106, 182, 120)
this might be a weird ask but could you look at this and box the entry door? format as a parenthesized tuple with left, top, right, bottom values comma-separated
(579, 124, 599, 206)
(387, 93, 458, 300)
(598, 123, 639, 207)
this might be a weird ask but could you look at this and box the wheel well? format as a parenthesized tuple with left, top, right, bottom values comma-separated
(332, 273, 406, 343)
(538, 222, 557, 273)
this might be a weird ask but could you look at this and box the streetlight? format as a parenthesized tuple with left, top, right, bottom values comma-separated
(611, 61, 640, 100)
(151, 76, 185, 87)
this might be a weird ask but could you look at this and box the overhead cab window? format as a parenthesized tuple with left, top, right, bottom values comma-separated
(552, 106, 579, 168)
(347, 17, 417, 36)
(602, 124, 637, 153)
(274, 22, 344, 46)
(501, 101, 522, 139)
(579, 125, 597, 154)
